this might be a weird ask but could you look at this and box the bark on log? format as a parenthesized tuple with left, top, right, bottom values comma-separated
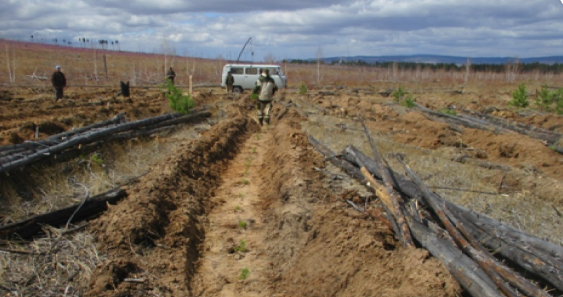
(461, 109, 562, 145)
(359, 120, 414, 248)
(0, 113, 186, 174)
(308, 136, 364, 181)
(0, 188, 127, 239)
(453, 155, 512, 171)
(414, 103, 504, 134)
(342, 146, 422, 199)
(451, 209, 563, 292)
(407, 214, 503, 297)
(0, 113, 126, 154)
(401, 159, 551, 297)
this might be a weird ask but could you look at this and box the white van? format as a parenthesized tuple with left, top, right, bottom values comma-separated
(221, 64, 287, 93)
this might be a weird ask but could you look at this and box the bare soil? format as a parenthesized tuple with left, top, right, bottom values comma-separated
(1, 84, 562, 296)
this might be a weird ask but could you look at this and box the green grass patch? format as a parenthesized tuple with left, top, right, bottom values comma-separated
(239, 268, 250, 280)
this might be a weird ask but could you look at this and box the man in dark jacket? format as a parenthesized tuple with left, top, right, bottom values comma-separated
(252, 69, 278, 126)
(166, 67, 176, 85)
(51, 66, 66, 101)
(225, 71, 234, 94)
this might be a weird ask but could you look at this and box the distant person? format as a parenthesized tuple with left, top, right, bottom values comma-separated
(225, 71, 235, 95)
(166, 67, 176, 85)
(252, 69, 278, 126)
(51, 66, 66, 101)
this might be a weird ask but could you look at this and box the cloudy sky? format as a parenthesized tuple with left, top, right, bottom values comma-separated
(1, 0, 562, 61)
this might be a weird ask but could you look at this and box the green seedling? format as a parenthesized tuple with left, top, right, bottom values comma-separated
(256, 133, 261, 140)
(239, 220, 247, 229)
(239, 268, 250, 280)
(298, 82, 308, 95)
(439, 108, 457, 116)
(238, 193, 244, 198)
(242, 179, 249, 185)
(234, 240, 247, 253)
(252, 147, 257, 154)
(91, 154, 104, 166)
(235, 206, 242, 211)
(243, 169, 249, 176)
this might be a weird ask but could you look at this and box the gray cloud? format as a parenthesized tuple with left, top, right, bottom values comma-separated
(1, 0, 562, 59)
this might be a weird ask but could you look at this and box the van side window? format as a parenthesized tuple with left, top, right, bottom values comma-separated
(269, 68, 278, 75)
(231, 67, 244, 75)
(246, 68, 258, 75)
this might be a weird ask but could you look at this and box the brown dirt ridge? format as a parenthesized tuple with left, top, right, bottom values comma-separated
(83, 104, 459, 296)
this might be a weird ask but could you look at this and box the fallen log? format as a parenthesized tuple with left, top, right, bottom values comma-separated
(462, 109, 562, 145)
(414, 103, 504, 134)
(359, 119, 414, 248)
(308, 136, 364, 181)
(0, 113, 127, 155)
(342, 146, 422, 199)
(0, 113, 186, 174)
(0, 188, 127, 239)
(407, 214, 503, 297)
(451, 208, 563, 292)
(453, 155, 512, 171)
(400, 159, 551, 297)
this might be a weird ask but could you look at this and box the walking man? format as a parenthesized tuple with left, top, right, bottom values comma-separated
(225, 71, 234, 94)
(51, 66, 66, 101)
(252, 69, 278, 126)
(166, 67, 176, 85)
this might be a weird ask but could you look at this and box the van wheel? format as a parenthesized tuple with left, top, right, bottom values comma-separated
(232, 86, 243, 94)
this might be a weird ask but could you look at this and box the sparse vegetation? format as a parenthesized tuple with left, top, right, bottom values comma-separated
(162, 78, 195, 114)
(299, 82, 308, 95)
(535, 85, 563, 114)
(234, 239, 247, 253)
(242, 178, 249, 185)
(392, 86, 406, 102)
(509, 83, 530, 108)
(439, 108, 457, 116)
(402, 93, 416, 108)
(238, 220, 247, 229)
(239, 268, 250, 280)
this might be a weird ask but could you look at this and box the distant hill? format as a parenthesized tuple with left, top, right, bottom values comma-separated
(316, 55, 563, 65)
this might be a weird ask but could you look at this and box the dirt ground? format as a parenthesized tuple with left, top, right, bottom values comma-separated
(1, 84, 562, 296)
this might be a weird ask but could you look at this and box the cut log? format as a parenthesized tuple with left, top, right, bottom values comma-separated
(308, 136, 364, 181)
(462, 109, 562, 145)
(0, 188, 127, 239)
(452, 209, 563, 292)
(0, 113, 187, 174)
(0, 113, 126, 154)
(407, 214, 503, 297)
(400, 159, 552, 297)
(342, 146, 422, 199)
(414, 103, 505, 134)
(359, 120, 414, 248)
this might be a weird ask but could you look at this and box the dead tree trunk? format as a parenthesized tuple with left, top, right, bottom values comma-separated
(0, 188, 127, 239)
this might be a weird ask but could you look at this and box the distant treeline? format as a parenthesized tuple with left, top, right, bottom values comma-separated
(287, 59, 563, 74)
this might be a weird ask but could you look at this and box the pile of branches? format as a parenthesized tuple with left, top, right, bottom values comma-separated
(310, 121, 563, 297)
(415, 103, 563, 154)
(0, 109, 211, 175)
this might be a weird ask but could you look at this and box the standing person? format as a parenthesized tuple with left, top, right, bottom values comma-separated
(51, 65, 66, 101)
(252, 69, 278, 126)
(225, 71, 235, 95)
(166, 67, 176, 84)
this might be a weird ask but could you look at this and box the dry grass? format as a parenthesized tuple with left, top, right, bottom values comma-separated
(303, 112, 563, 246)
(0, 227, 102, 296)
(0, 122, 210, 224)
